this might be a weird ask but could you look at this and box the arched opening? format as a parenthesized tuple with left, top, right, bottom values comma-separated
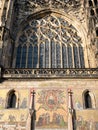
(84, 91, 92, 108)
(90, 9, 95, 16)
(89, 0, 93, 6)
(94, 0, 97, 6)
(15, 13, 85, 69)
(96, 8, 98, 15)
(7, 90, 17, 108)
(96, 28, 98, 37)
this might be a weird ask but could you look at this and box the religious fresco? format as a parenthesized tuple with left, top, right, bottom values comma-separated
(36, 112, 67, 128)
(36, 89, 67, 128)
(0, 122, 26, 130)
(0, 97, 5, 109)
(75, 101, 83, 110)
(37, 90, 66, 111)
(76, 116, 98, 130)
(20, 98, 27, 108)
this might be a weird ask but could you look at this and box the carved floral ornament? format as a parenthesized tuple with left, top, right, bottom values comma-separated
(17, 0, 81, 13)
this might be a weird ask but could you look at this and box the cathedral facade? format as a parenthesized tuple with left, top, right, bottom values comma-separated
(0, 0, 98, 130)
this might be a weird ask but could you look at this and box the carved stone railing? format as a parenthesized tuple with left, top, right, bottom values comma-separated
(1, 68, 98, 79)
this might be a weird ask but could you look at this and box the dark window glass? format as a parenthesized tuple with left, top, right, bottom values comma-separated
(8, 91, 16, 108)
(45, 40, 49, 68)
(21, 45, 27, 68)
(96, 8, 98, 15)
(56, 43, 61, 68)
(68, 45, 73, 68)
(39, 43, 45, 68)
(89, 0, 93, 6)
(96, 29, 98, 36)
(33, 45, 38, 68)
(51, 40, 56, 68)
(16, 45, 21, 68)
(73, 45, 79, 68)
(94, 0, 97, 6)
(84, 91, 92, 108)
(90, 9, 95, 16)
(79, 45, 85, 68)
(62, 44, 67, 68)
(27, 45, 33, 68)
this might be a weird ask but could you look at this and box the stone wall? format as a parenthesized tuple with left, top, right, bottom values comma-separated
(0, 79, 98, 130)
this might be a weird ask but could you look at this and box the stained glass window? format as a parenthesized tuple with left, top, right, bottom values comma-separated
(16, 45, 21, 68)
(68, 45, 73, 68)
(56, 43, 61, 68)
(62, 44, 67, 68)
(79, 45, 85, 68)
(51, 40, 56, 68)
(15, 14, 85, 68)
(33, 45, 38, 68)
(39, 43, 45, 68)
(73, 45, 79, 68)
(27, 45, 33, 68)
(21, 45, 27, 68)
(45, 40, 49, 68)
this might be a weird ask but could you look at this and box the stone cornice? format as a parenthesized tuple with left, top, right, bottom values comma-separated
(1, 68, 98, 79)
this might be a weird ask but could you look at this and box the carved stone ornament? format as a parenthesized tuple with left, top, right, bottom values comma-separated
(12, 0, 82, 38)
(19, 0, 80, 11)
(16, 0, 81, 18)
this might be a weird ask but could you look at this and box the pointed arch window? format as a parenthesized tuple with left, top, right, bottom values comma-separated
(15, 14, 85, 69)
(84, 91, 92, 108)
(94, 0, 97, 6)
(7, 90, 17, 108)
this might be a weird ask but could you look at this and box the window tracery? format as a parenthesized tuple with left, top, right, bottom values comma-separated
(15, 14, 85, 68)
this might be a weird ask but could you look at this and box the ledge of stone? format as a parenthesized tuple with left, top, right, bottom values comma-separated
(1, 68, 98, 79)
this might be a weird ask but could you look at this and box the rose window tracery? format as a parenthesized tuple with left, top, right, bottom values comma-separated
(15, 14, 85, 68)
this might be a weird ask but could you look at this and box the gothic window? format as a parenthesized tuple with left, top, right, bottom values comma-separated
(27, 45, 33, 68)
(7, 90, 17, 108)
(90, 9, 95, 16)
(79, 45, 85, 68)
(62, 44, 67, 68)
(16, 45, 21, 68)
(96, 8, 98, 15)
(96, 28, 98, 37)
(56, 42, 61, 68)
(94, 0, 97, 6)
(15, 14, 85, 69)
(45, 39, 49, 68)
(73, 45, 79, 68)
(89, 0, 93, 6)
(21, 45, 27, 68)
(84, 91, 92, 108)
(68, 45, 73, 68)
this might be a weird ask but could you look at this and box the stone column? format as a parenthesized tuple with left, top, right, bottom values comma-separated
(68, 89, 74, 130)
(26, 90, 36, 130)
(27, 90, 36, 130)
